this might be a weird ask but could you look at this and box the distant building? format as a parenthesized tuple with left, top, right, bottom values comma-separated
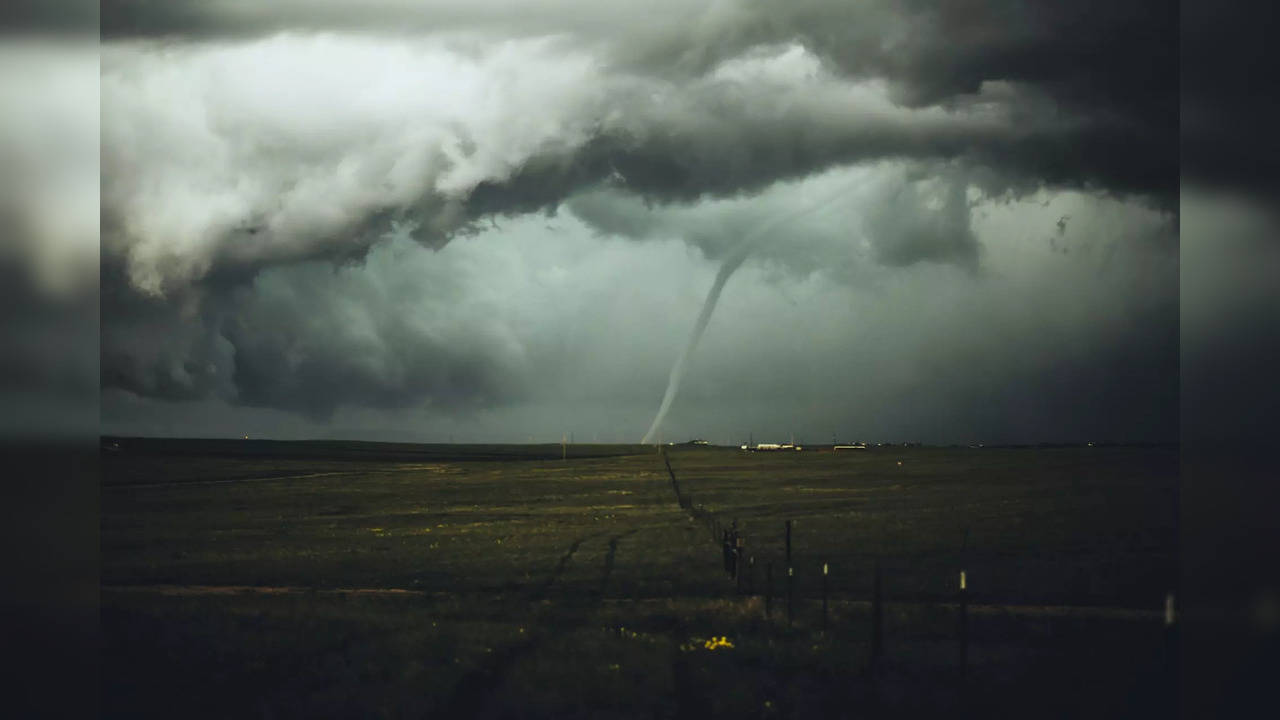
(741, 442, 802, 452)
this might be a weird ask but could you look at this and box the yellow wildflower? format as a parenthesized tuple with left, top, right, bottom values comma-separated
(702, 635, 734, 650)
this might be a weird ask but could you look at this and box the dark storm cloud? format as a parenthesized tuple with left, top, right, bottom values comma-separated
(103, 195, 1180, 445)
(100, 1, 713, 42)
(629, 0, 1177, 202)
(0, 1, 97, 34)
(104, 0, 1172, 226)
(100, 237, 535, 420)
(862, 168, 979, 269)
(99, 259, 230, 404)
(220, 262, 528, 419)
(99, 6, 1175, 296)
(566, 161, 980, 272)
(101, 182, 1178, 440)
(98, 1, 1179, 430)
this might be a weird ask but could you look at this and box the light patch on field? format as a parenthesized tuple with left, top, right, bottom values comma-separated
(387, 507, 433, 516)
(592, 472, 659, 481)
(793, 487, 875, 494)
(446, 520, 505, 532)
(391, 463, 462, 473)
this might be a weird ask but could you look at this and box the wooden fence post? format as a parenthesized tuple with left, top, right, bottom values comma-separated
(787, 565, 794, 627)
(822, 561, 829, 633)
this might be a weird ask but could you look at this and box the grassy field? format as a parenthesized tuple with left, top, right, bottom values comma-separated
(102, 440, 1178, 718)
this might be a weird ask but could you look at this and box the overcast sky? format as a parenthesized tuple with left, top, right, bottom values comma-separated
(95, 0, 1181, 444)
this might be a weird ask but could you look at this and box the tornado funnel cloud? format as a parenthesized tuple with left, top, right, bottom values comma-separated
(639, 179, 857, 444)
(640, 254, 745, 445)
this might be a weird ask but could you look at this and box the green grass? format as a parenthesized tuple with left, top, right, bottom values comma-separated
(102, 442, 1178, 718)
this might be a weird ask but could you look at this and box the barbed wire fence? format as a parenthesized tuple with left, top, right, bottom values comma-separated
(657, 448, 1178, 681)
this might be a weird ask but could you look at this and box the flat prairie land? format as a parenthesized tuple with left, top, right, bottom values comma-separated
(102, 440, 1178, 719)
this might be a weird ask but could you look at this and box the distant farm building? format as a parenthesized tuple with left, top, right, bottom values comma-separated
(741, 442, 802, 452)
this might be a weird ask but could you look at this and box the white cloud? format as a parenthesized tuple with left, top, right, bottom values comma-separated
(103, 34, 613, 293)
(102, 30, 1032, 294)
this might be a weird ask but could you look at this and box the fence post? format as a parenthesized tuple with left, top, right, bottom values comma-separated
(822, 561, 829, 633)
(871, 558, 883, 670)
(731, 519, 740, 585)
(787, 565, 794, 627)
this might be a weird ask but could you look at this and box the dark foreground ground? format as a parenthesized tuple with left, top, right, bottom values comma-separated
(101, 440, 1178, 718)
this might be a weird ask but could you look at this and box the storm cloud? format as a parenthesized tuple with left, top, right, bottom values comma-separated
(98, 1, 1180, 443)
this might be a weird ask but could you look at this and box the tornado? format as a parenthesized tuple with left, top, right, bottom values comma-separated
(640, 253, 746, 445)
(640, 179, 857, 444)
